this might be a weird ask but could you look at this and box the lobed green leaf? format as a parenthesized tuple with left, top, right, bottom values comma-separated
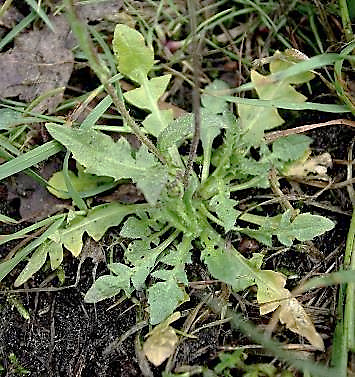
(148, 279, 186, 325)
(46, 124, 168, 204)
(50, 203, 140, 256)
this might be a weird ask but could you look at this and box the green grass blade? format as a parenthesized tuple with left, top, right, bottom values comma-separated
(232, 53, 354, 95)
(0, 214, 18, 224)
(331, 208, 355, 373)
(62, 151, 88, 211)
(24, 0, 55, 32)
(0, 217, 64, 282)
(344, 208, 355, 350)
(0, 11, 36, 50)
(223, 96, 349, 112)
(0, 104, 67, 124)
(270, 53, 344, 81)
(0, 140, 63, 181)
(0, 214, 65, 246)
(331, 285, 347, 376)
(80, 95, 113, 130)
(90, 26, 117, 76)
(0, 0, 14, 19)
(0, 134, 20, 155)
(299, 270, 355, 292)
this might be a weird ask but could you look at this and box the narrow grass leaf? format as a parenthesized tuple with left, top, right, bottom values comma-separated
(80, 95, 113, 130)
(14, 240, 50, 287)
(0, 217, 64, 282)
(0, 108, 41, 130)
(226, 96, 349, 113)
(0, 214, 18, 224)
(0, 214, 65, 246)
(0, 11, 36, 50)
(299, 270, 355, 292)
(0, 140, 63, 181)
(24, 0, 55, 32)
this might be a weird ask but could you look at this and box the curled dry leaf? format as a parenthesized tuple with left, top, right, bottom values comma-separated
(143, 312, 180, 366)
(285, 152, 332, 180)
(279, 298, 325, 351)
(258, 271, 324, 351)
(143, 325, 178, 366)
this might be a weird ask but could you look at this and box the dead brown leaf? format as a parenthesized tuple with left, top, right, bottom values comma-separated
(77, 0, 123, 21)
(0, 16, 73, 113)
(6, 160, 65, 221)
(143, 312, 181, 366)
(279, 298, 325, 351)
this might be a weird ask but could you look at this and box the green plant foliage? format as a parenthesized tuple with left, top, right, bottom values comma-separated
(50, 202, 141, 256)
(201, 79, 230, 114)
(0, 108, 40, 130)
(275, 210, 335, 246)
(47, 163, 113, 199)
(46, 124, 168, 204)
(148, 278, 186, 325)
(238, 68, 311, 146)
(270, 49, 315, 84)
(113, 24, 154, 85)
(14, 241, 50, 287)
(113, 24, 174, 138)
(2, 25, 337, 355)
(84, 263, 133, 303)
(210, 349, 293, 377)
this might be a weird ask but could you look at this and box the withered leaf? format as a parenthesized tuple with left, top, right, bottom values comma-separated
(279, 298, 325, 351)
(143, 325, 178, 366)
(77, 0, 123, 21)
(0, 16, 73, 113)
(143, 312, 180, 366)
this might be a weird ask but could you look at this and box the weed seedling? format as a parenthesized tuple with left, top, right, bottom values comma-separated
(0, 17, 344, 369)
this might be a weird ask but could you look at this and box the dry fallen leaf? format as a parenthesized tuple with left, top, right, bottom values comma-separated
(6, 159, 64, 221)
(279, 298, 325, 351)
(77, 0, 123, 21)
(0, 16, 73, 113)
(143, 325, 178, 366)
(143, 312, 180, 366)
(285, 152, 332, 180)
(258, 271, 324, 351)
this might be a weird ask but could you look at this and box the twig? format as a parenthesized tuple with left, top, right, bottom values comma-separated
(183, 0, 201, 187)
(265, 119, 355, 142)
(346, 138, 355, 206)
(268, 168, 295, 214)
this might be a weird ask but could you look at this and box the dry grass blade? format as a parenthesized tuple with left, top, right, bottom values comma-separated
(265, 119, 355, 142)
